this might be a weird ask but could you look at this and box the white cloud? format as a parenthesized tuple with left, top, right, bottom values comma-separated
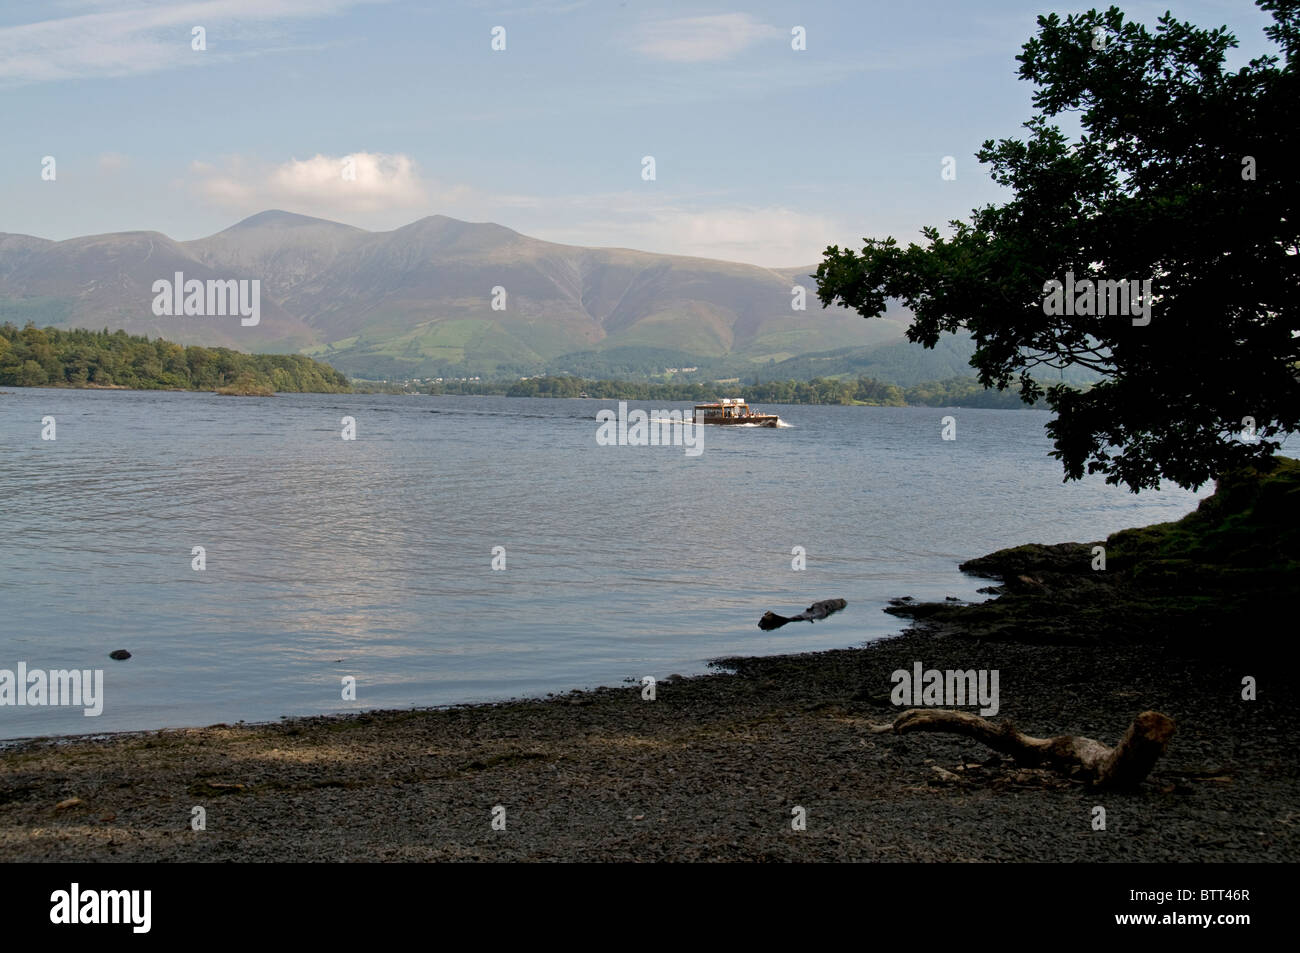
(0, 0, 384, 85)
(635, 13, 783, 63)
(518, 199, 842, 267)
(461, 0, 592, 14)
(192, 152, 436, 215)
(187, 155, 844, 265)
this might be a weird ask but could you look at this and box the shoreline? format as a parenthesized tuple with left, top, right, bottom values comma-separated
(0, 619, 940, 750)
(2, 607, 1294, 862)
(1, 382, 1044, 409)
(3, 463, 1295, 862)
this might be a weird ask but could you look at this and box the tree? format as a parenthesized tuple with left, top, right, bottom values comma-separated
(815, 2, 1300, 491)
(19, 359, 48, 387)
(0, 325, 351, 393)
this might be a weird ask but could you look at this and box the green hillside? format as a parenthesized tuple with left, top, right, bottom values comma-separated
(0, 324, 351, 393)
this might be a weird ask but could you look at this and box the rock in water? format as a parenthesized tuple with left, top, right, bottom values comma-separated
(109, 650, 131, 660)
(758, 598, 847, 630)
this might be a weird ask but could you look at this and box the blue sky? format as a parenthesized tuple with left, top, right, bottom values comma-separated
(0, 0, 1279, 265)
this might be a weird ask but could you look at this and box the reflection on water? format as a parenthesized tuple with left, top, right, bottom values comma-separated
(0, 389, 1210, 738)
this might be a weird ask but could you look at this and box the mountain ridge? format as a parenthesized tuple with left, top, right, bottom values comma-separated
(0, 210, 916, 378)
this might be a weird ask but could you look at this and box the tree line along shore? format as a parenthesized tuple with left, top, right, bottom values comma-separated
(1, 323, 1048, 407)
(0, 324, 351, 395)
(418, 375, 1046, 408)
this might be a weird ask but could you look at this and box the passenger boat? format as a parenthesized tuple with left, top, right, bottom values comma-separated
(692, 398, 780, 427)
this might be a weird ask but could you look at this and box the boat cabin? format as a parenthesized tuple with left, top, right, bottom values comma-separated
(692, 398, 781, 426)
(693, 398, 754, 420)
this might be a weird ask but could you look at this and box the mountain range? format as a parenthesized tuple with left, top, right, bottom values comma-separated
(0, 210, 951, 382)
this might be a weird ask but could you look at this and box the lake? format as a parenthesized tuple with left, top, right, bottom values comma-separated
(0, 388, 1210, 739)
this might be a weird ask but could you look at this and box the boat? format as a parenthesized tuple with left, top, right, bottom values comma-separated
(692, 398, 780, 427)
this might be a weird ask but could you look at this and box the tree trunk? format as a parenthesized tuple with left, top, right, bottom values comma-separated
(871, 708, 1174, 788)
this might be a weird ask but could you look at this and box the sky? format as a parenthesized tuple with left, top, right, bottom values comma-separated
(0, 0, 1280, 266)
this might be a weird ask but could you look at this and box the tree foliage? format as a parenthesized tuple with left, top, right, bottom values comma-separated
(422, 373, 1044, 407)
(0, 324, 351, 393)
(816, 2, 1300, 490)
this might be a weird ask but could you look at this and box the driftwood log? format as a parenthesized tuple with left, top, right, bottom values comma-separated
(871, 708, 1175, 789)
(758, 598, 847, 631)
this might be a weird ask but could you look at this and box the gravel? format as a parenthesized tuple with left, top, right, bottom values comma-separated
(2, 617, 1294, 862)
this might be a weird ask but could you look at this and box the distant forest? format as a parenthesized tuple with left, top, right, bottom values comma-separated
(0, 323, 1048, 407)
(417, 374, 1048, 408)
(0, 324, 352, 393)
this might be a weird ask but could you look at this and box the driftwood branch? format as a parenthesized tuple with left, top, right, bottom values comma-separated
(759, 598, 847, 631)
(871, 708, 1175, 789)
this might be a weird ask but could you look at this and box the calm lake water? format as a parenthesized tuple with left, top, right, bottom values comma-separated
(0, 388, 1211, 740)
